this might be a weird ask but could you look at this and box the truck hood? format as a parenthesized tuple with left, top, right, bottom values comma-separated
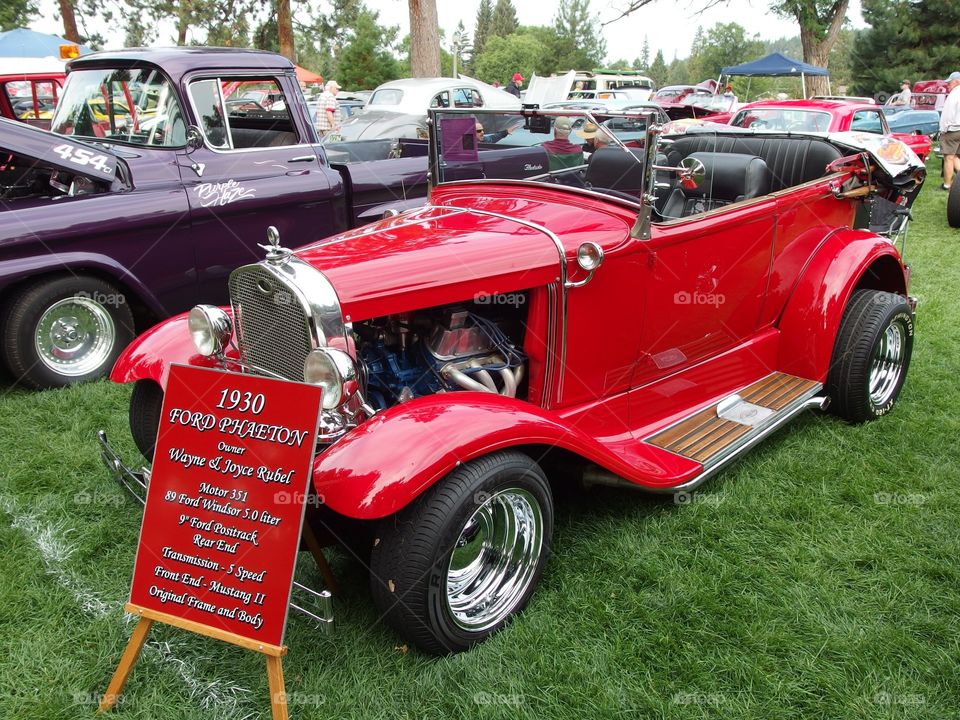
(0, 117, 129, 190)
(293, 204, 561, 320)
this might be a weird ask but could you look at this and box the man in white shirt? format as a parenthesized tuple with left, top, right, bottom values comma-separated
(939, 72, 960, 191)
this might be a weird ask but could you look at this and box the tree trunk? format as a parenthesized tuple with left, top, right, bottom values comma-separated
(798, 0, 849, 97)
(58, 0, 81, 43)
(176, 0, 191, 45)
(277, 0, 295, 61)
(408, 0, 441, 77)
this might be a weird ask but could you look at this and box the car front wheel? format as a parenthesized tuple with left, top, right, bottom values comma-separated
(827, 289, 914, 423)
(1, 276, 135, 390)
(369, 450, 553, 655)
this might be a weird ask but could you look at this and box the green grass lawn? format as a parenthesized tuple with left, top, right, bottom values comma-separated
(1, 172, 959, 720)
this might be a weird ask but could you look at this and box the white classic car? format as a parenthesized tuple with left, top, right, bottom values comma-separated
(339, 76, 521, 141)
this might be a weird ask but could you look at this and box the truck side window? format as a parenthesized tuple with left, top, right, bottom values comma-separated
(190, 78, 300, 150)
(189, 79, 231, 149)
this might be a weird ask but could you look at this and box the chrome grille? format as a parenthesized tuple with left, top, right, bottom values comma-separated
(229, 265, 312, 381)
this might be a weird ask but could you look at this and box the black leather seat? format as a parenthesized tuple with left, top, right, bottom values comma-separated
(664, 135, 843, 192)
(584, 147, 646, 201)
(661, 152, 771, 218)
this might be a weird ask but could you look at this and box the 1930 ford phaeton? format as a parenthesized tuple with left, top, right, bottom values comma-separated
(101, 108, 924, 654)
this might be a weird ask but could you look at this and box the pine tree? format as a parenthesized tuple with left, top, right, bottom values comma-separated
(649, 48, 667, 86)
(473, 0, 493, 58)
(490, 0, 518, 38)
(552, 0, 606, 71)
(0, 0, 37, 31)
(853, 0, 960, 95)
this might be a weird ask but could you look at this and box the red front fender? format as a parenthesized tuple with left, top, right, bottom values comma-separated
(110, 311, 232, 388)
(777, 229, 908, 382)
(313, 393, 700, 520)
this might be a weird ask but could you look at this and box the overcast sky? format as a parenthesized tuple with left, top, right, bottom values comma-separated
(33, 0, 866, 63)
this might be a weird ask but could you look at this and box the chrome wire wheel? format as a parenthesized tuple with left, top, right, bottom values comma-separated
(34, 296, 116, 376)
(446, 487, 544, 632)
(869, 317, 908, 408)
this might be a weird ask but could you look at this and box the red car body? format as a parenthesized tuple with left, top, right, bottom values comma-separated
(104, 108, 924, 653)
(726, 99, 933, 160)
(0, 71, 64, 128)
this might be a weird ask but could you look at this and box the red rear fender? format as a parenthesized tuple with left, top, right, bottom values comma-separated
(777, 230, 907, 382)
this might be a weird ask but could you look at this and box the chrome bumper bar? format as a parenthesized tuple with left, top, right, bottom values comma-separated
(96, 430, 335, 632)
(97, 430, 149, 505)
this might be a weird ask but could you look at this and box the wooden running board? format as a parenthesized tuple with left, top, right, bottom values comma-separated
(646, 373, 821, 465)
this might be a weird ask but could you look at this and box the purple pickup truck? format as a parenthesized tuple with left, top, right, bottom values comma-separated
(0, 48, 544, 389)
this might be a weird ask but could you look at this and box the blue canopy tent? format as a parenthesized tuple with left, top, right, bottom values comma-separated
(0, 28, 92, 58)
(721, 52, 830, 99)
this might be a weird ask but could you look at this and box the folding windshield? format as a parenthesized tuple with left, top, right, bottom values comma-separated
(429, 108, 655, 204)
(51, 67, 185, 147)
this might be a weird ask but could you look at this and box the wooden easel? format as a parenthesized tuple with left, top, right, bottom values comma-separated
(99, 603, 290, 719)
(100, 526, 336, 719)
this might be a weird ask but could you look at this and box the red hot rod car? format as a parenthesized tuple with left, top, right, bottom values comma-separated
(102, 108, 924, 655)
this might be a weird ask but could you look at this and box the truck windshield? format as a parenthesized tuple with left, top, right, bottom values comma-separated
(430, 108, 653, 205)
(51, 67, 186, 147)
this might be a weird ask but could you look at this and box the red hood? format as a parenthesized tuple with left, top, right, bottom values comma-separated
(293, 183, 637, 321)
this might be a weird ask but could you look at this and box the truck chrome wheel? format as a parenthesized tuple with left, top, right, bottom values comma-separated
(370, 450, 553, 655)
(1, 276, 135, 390)
(35, 296, 116, 376)
(446, 488, 544, 632)
(869, 318, 908, 408)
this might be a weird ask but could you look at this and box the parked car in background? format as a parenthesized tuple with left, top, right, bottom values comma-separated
(653, 85, 697, 103)
(339, 77, 520, 140)
(880, 105, 940, 137)
(103, 105, 923, 656)
(0, 49, 440, 389)
(572, 69, 655, 101)
(728, 99, 933, 160)
(884, 80, 948, 112)
(0, 56, 65, 128)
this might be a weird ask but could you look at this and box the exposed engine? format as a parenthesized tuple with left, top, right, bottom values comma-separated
(354, 301, 527, 410)
(1, 152, 105, 200)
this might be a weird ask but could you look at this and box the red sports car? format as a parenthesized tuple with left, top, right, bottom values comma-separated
(724, 99, 932, 161)
(101, 107, 925, 655)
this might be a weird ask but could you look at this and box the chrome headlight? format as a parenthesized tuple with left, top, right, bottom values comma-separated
(304, 347, 358, 410)
(188, 305, 232, 357)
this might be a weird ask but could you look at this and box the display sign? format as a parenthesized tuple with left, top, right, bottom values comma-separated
(128, 364, 323, 648)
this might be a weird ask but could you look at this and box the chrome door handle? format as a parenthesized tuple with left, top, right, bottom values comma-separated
(288, 155, 315, 163)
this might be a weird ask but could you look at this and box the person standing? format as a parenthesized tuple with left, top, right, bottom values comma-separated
(316, 80, 341, 139)
(506, 73, 523, 98)
(938, 72, 960, 191)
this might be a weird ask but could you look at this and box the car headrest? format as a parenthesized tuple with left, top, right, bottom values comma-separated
(584, 147, 646, 195)
(684, 152, 771, 201)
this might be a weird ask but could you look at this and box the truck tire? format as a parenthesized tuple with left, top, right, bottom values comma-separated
(0, 275, 135, 390)
(369, 450, 553, 655)
(948, 181, 960, 228)
(130, 379, 164, 462)
(827, 289, 913, 423)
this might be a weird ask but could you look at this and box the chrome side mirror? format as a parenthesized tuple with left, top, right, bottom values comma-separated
(185, 125, 204, 152)
(678, 156, 706, 190)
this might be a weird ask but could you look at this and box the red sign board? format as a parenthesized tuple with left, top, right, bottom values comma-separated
(129, 364, 322, 648)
